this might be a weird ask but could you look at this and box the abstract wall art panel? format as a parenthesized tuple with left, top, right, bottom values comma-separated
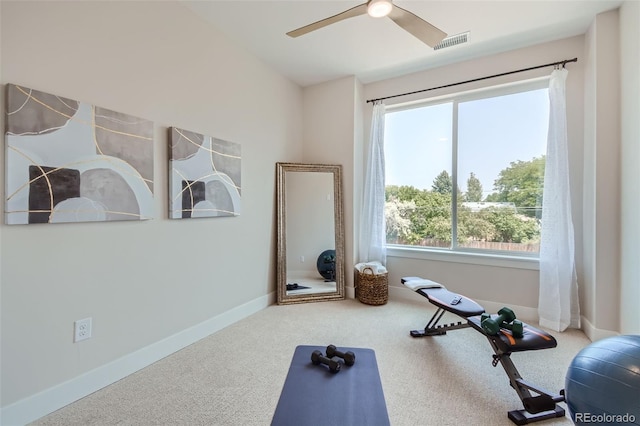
(4, 84, 154, 224)
(169, 127, 241, 219)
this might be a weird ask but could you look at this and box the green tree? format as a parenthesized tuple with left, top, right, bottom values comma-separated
(486, 156, 545, 218)
(385, 185, 451, 245)
(465, 172, 483, 202)
(425, 216, 452, 243)
(385, 155, 544, 249)
(478, 207, 540, 243)
(411, 190, 450, 243)
(458, 205, 496, 242)
(385, 185, 422, 203)
(431, 170, 453, 195)
(385, 198, 415, 244)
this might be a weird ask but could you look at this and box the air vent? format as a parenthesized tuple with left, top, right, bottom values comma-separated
(433, 31, 469, 51)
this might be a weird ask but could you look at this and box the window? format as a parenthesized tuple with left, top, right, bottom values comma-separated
(384, 80, 549, 256)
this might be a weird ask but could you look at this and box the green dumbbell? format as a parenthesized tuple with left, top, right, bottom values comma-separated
(481, 307, 517, 336)
(501, 319, 524, 338)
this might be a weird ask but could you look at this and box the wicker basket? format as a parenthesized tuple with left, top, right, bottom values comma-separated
(355, 266, 388, 305)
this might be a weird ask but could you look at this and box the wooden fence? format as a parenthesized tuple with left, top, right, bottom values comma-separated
(390, 238, 540, 253)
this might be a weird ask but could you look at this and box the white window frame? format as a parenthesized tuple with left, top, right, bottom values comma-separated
(384, 77, 550, 270)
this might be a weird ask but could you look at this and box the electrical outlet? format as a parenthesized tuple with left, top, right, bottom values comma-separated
(74, 317, 92, 342)
(299, 256, 305, 263)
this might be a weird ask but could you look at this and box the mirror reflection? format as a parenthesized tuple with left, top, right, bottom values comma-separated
(276, 163, 345, 304)
(286, 171, 336, 295)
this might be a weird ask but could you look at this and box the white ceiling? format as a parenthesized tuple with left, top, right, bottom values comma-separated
(182, 0, 623, 87)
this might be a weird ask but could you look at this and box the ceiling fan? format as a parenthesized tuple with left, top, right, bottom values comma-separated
(286, 0, 447, 48)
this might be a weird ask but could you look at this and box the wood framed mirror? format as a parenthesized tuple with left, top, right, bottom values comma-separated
(276, 162, 345, 304)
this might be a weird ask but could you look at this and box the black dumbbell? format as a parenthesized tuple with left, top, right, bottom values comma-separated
(311, 350, 341, 373)
(326, 344, 356, 366)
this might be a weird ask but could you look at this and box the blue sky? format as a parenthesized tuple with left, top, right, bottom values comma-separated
(384, 88, 549, 197)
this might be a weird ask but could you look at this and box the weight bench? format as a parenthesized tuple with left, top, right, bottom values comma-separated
(402, 277, 565, 425)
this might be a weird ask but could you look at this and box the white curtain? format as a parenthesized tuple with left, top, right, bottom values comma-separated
(538, 68, 580, 332)
(358, 101, 387, 265)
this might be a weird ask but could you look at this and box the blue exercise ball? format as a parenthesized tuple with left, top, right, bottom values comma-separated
(565, 335, 640, 425)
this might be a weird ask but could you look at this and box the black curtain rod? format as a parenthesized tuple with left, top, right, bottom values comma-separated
(366, 57, 578, 104)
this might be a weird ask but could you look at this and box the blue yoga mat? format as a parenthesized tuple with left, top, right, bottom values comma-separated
(271, 345, 390, 426)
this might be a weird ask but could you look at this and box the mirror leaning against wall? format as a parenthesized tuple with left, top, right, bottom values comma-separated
(276, 162, 345, 304)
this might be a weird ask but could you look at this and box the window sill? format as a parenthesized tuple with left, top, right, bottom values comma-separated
(386, 246, 539, 270)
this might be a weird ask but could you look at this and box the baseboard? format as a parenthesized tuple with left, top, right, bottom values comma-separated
(579, 315, 619, 341)
(0, 292, 276, 426)
(346, 285, 355, 299)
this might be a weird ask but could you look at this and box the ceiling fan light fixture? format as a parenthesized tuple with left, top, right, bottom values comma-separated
(367, 0, 393, 18)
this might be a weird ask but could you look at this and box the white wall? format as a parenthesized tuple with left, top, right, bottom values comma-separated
(0, 0, 302, 421)
(2, 1, 638, 423)
(302, 76, 361, 289)
(582, 9, 622, 337)
(619, 0, 640, 335)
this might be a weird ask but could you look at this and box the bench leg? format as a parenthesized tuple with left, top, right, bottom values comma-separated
(487, 339, 565, 425)
(410, 307, 471, 337)
(507, 406, 566, 425)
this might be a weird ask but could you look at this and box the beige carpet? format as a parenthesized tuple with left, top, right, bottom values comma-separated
(30, 298, 591, 425)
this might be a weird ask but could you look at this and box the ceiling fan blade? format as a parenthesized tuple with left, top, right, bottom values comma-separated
(388, 4, 447, 47)
(287, 3, 368, 38)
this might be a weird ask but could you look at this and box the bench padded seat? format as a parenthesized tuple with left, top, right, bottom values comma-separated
(402, 277, 485, 318)
(467, 315, 557, 353)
